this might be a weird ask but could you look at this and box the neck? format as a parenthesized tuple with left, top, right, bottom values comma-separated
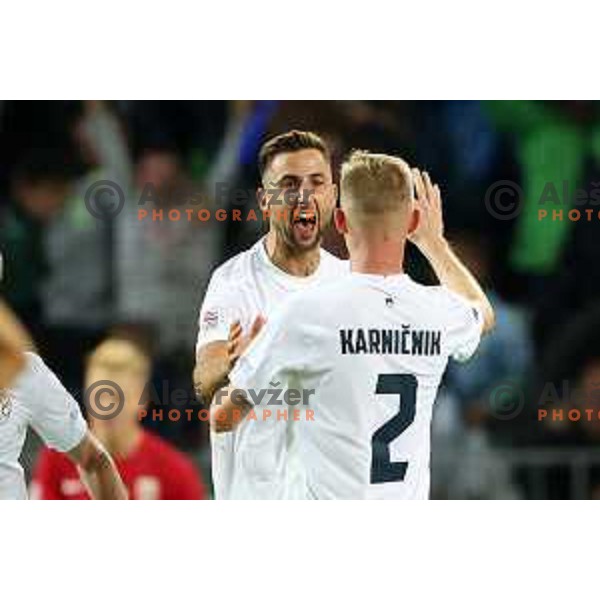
(92, 420, 142, 458)
(348, 234, 405, 276)
(265, 231, 321, 277)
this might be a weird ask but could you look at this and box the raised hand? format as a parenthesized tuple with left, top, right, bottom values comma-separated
(409, 168, 445, 253)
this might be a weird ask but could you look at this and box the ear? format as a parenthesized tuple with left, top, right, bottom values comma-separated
(334, 207, 348, 235)
(407, 205, 419, 236)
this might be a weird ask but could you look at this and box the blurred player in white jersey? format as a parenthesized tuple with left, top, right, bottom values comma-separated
(194, 130, 347, 499)
(0, 256, 127, 500)
(212, 151, 495, 499)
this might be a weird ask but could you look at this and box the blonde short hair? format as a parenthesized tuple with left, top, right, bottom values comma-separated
(340, 150, 413, 216)
(87, 338, 151, 378)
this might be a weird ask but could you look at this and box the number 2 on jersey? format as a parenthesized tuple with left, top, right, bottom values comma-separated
(371, 374, 418, 484)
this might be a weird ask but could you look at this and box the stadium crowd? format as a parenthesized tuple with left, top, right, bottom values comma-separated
(2, 100, 600, 498)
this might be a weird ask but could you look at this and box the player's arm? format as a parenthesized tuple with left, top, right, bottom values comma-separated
(194, 317, 265, 403)
(209, 317, 267, 431)
(67, 432, 128, 500)
(194, 275, 239, 403)
(21, 353, 126, 500)
(0, 341, 25, 390)
(194, 341, 230, 403)
(0, 298, 33, 388)
(411, 169, 496, 334)
(210, 311, 284, 433)
(210, 385, 253, 433)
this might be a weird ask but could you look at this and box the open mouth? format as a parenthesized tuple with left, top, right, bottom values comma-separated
(292, 209, 318, 239)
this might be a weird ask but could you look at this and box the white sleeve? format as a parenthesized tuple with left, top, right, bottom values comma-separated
(17, 353, 88, 452)
(229, 301, 308, 403)
(443, 289, 484, 363)
(195, 273, 243, 352)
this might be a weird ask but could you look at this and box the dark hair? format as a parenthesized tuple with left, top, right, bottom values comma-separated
(258, 130, 330, 178)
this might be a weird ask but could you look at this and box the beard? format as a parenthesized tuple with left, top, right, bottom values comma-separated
(273, 206, 325, 254)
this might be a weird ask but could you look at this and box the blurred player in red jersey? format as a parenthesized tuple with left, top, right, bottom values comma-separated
(31, 335, 206, 500)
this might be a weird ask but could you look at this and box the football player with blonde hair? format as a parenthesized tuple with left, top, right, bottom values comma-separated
(213, 151, 495, 499)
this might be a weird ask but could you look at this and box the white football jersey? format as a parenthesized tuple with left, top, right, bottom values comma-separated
(196, 237, 348, 499)
(230, 272, 483, 500)
(0, 353, 88, 500)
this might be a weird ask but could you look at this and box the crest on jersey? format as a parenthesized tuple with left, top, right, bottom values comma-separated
(0, 389, 14, 423)
(202, 310, 220, 329)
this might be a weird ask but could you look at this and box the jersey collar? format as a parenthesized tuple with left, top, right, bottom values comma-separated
(256, 236, 326, 285)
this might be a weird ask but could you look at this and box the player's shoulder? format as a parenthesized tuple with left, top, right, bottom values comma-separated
(12, 353, 54, 402)
(22, 351, 45, 372)
(403, 279, 477, 323)
(207, 239, 264, 292)
(291, 274, 470, 315)
(419, 283, 473, 310)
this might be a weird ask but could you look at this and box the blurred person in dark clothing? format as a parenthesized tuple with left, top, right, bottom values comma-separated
(116, 142, 222, 449)
(445, 229, 532, 425)
(0, 151, 74, 333)
(432, 229, 528, 499)
(485, 101, 600, 303)
(120, 100, 227, 180)
(0, 101, 85, 198)
(117, 142, 222, 358)
(531, 152, 600, 354)
(19, 102, 133, 390)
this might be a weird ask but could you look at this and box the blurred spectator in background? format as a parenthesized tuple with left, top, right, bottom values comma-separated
(523, 306, 600, 499)
(430, 231, 529, 499)
(0, 101, 135, 389)
(115, 140, 223, 448)
(528, 104, 600, 355)
(119, 101, 227, 175)
(484, 102, 600, 347)
(431, 387, 521, 499)
(117, 142, 222, 357)
(445, 229, 532, 425)
(0, 150, 74, 335)
(31, 334, 206, 499)
(40, 101, 132, 389)
(415, 101, 499, 196)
